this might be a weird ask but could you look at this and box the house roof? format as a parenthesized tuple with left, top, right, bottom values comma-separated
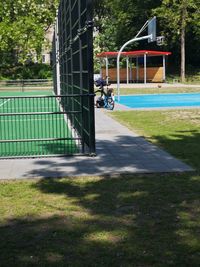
(96, 50, 172, 58)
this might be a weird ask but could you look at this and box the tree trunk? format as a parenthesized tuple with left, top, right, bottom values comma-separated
(180, 6, 186, 83)
(180, 26, 185, 83)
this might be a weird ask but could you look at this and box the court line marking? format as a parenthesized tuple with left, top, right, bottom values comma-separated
(0, 99, 11, 107)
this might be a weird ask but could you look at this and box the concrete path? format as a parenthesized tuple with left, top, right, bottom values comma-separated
(0, 108, 193, 180)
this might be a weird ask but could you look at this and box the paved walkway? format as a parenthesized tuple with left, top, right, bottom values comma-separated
(0, 108, 193, 180)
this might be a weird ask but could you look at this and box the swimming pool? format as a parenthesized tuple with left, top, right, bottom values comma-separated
(117, 93, 200, 109)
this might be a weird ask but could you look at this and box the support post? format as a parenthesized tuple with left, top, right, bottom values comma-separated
(126, 56, 129, 84)
(136, 57, 139, 83)
(105, 57, 109, 84)
(55, 16, 61, 95)
(144, 53, 147, 84)
(117, 34, 152, 102)
(100, 59, 102, 77)
(163, 55, 166, 82)
(130, 58, 133, 82)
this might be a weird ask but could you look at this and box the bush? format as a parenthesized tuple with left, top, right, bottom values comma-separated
(0, 63, 53, 80)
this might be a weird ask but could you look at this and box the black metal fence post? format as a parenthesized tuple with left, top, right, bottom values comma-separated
(52, 0, 96, 156)
(87, 0, 96, 155)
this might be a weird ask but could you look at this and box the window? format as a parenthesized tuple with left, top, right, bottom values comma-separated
(42, 55, 46, 63)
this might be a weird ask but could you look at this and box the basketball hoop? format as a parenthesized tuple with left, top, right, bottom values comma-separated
(156, 36, 165, 46)
(148, 17, 156, 43)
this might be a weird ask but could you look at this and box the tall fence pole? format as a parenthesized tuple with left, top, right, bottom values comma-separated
(87, 0, 96, 155)
(55, 15, 61, 95)
(53, 0, 95, 156)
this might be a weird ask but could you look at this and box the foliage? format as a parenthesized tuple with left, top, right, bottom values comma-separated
(154, 0, 200, 81)
(0, 63, 52, 80)
(94, 0, 200, 76)
(94, 0, 162, 50)
(0, 0, 59, 65)
(154, 0, 200, 43)
(93, 17, 118, 73)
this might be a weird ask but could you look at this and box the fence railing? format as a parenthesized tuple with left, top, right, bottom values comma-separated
(0, 94, 94, 158)
(52, 0, 96, 156)
(0, 79, 53, 91)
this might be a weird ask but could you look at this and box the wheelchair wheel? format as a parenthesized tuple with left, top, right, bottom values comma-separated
(107, 98, 115, 110)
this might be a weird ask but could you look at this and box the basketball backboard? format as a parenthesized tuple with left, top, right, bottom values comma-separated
(148, 17, 156, 43)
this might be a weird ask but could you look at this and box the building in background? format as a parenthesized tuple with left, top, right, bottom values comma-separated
(41, 26, 54, 64)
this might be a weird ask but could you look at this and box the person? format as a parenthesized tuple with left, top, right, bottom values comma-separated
(95, 87, 115, 108)
(107, 87, 115, 101)
(94, 77, 115, 109)
(95, 87, 105, 108)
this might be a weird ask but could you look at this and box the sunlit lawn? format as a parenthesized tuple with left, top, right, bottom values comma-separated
(94, 85, 200, 96)
(1, 174, 200, 267)
(117, 86, 200, 95)
(111, 109, 200, 170)
(0, 108, 200, 266)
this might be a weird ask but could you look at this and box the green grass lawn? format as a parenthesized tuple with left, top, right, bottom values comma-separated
(116, 86, 200, 95)
(1, 174, 200, 267)
(94, 85, 200, 97)
(0, 109, 200, 266)
(110, 109, 200, 171)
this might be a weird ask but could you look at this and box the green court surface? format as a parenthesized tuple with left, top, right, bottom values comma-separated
(0, 90, 79, 157)
(0, 90, 52, 97)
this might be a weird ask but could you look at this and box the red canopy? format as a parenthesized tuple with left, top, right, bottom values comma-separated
(96, 50, 171, 58)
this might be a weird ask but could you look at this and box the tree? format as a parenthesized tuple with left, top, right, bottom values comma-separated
(94, 0, 200, 77)
(94, 0, 162, 50)
(93, 0, 118, 72)
(0, 0, 59, 66)
(154, 0, 200, 82)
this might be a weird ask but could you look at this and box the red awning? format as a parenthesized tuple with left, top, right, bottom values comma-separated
(96, 50, 172, 58)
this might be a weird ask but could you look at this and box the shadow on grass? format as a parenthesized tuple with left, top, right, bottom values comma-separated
(0, 174, 200, 266)
(150, 129, 200, 171)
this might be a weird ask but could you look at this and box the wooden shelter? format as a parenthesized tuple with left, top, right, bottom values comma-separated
(96, 50, 172, 83)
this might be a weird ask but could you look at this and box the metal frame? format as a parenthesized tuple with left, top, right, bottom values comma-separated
(0, 0, 95, 158)
(0, 95, 85, 158)
(117, 17, 157, 101)
(117, 35, 153, 101)
(52, 0, 95, 155)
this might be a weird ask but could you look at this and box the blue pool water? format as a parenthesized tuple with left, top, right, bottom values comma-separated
(117, 93, 200, 109)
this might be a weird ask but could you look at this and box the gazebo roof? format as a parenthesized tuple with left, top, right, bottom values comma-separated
(96, 50, 172, 58)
